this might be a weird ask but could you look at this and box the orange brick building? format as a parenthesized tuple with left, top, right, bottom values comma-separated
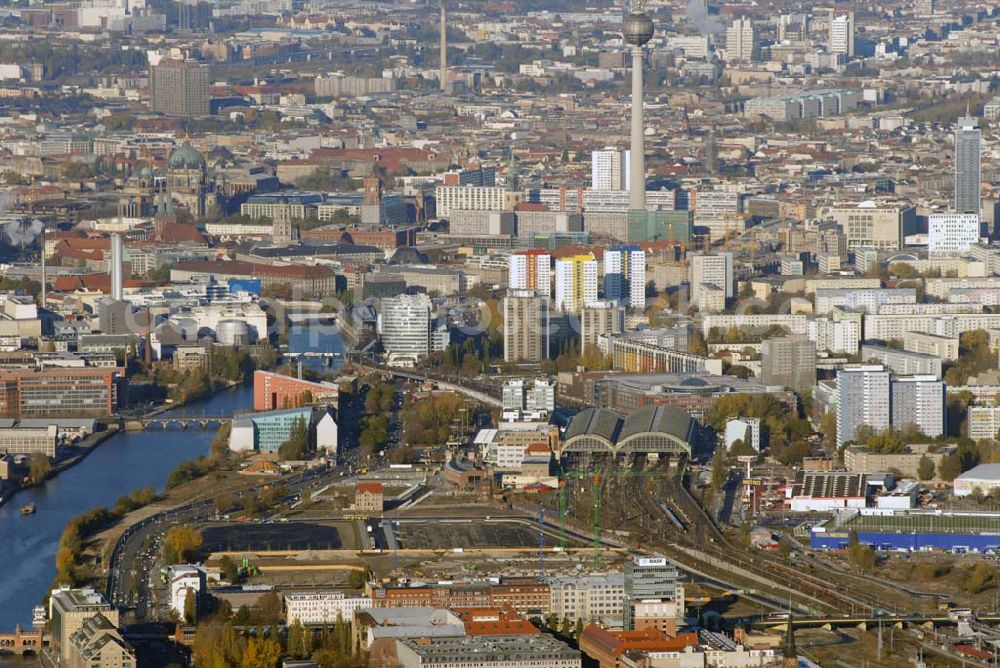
(253, 370, 339, 411)
(370, 579, 551, 616)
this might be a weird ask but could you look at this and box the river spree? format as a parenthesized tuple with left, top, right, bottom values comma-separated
(0, 383, 254, 631)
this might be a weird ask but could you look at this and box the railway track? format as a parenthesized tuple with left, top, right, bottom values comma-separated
(592, 467, 915, 616)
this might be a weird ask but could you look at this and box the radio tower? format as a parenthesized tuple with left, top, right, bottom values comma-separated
(439, 0, 447, 92)
(624, 0, 654, 211)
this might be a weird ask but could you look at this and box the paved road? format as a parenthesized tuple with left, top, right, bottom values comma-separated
(106, 465, 334, 621)
(353, 363, 502, 407)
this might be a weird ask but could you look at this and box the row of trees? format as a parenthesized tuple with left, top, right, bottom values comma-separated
(358, 377, 396, 459)
(132, 347, 274, 406)
(706, 394, 813, 465)
(55, 486, 162, 585)
(192, 609, 366, 668)
(402, 393, 465, 447)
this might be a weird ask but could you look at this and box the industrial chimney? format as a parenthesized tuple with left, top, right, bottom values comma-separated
(110, 233, 124, 301)
(439, 0, 447, 92)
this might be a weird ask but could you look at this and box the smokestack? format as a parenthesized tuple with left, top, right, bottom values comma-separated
(40, 227, 46, 309)
(144, 307, 153, 366)
(111, 233, 124, 301)
(439, 0, 447, 92)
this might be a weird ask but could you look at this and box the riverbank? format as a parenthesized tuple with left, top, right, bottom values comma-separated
(0, 381, 248, 512)
(0, 385, 255, 630)
(0, 428, 119, 510)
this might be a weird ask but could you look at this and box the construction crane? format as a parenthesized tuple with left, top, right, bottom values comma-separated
(538, 506, 546, 579)
(556, 467, 673, 569)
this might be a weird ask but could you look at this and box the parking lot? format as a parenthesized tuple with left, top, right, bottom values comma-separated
(393, 520, 561, 550)
(200, 522, 346, 552)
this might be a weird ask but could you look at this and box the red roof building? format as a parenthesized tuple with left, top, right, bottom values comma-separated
(579, 627, 698, 668)
(453, 607, 540, 636)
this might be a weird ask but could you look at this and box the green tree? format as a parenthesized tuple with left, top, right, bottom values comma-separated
(359, 413, 389, 457)
(866, 427, 905, 454)
(256, 591, 283, 625)
(710, 447, 728, 490)
(27, 452, 51, 484)
(917, 455, 935, 481)
(184, 588, 197, 625)
(277, 416, 310, 461)
(334, 614, 349, 654)
(219, 555, 241, 584)
(348, 567, 369, 589)
(939, 453, 964, 481)
(728, 439, 758, 458)
(287, 618, 306, 659)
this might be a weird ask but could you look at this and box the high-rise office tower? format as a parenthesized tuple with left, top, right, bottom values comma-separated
(778, 14, 809, 41)
(836, 365, 890, 446)
(915, 0, 935, 15)
(378, 294, 433, 367)
(554, 254, 599, 314)
(891, 376, 945, 438)
(149, 59, 210, 117)
(688, 252, 733, 305)
(725, 17, 759, 62)
(955, 116, 982, 215)
(761, 336, 816, 392)
(503, 290, 549, 363)
(828, 12, 855, 57)
(603, 245, 646, 309)
(508, 249, 551, 294)
(623, 0, 653, 212)
(591, 148, 630, 191)
(624, 556, 684, 634)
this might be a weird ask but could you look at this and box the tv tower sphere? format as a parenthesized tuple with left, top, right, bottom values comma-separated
(623, 4, 653, 46)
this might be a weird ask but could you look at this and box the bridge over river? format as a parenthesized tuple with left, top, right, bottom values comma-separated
(124, 416, 232, 431)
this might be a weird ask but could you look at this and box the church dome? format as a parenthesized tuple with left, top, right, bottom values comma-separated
(168, 143, 206, 171)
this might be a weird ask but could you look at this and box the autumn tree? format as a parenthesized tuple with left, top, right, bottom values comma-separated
(847, 530, 877, 573)
(967, 561, 993, 594)
(287, 618, 306, 659)
(241, 636, 281, 668)
(164, 525, 203, 564)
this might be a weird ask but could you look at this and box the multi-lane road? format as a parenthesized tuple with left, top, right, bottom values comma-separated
(106, 465, 335, 621)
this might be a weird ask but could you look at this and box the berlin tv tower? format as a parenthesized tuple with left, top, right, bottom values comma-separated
(623, 0, 653, 211)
